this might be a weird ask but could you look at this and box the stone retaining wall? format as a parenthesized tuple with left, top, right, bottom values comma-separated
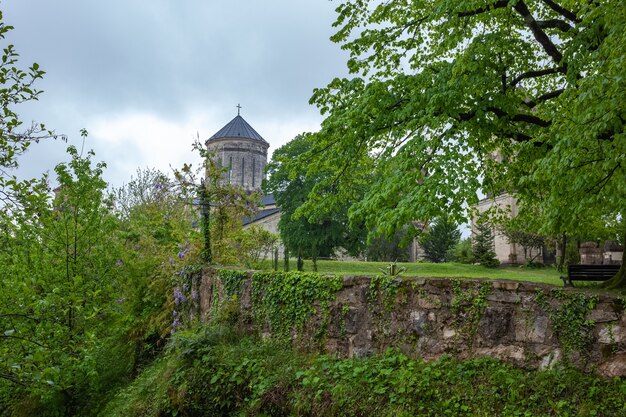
(199, 270, 626, 378)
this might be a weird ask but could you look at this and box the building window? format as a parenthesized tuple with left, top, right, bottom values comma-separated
(252, 158, 256, 188)
(241, 157, 245, 186)
(228, 156, 232, 183)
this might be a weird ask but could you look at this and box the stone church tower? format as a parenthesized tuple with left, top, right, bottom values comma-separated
(205, 111, 269, 192)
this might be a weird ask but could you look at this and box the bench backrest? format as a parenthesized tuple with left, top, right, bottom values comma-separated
(568, 264, 621, 281)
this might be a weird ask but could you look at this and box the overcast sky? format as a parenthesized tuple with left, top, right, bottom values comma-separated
(4, 0, 349, 188)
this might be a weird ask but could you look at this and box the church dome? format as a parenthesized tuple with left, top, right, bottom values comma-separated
(205, 111, 269, 192)
(207, 115, 268, 144)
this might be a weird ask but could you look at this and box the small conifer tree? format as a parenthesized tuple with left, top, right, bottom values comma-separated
(472, 220, 499, 268)
(420, 216, 461, 263)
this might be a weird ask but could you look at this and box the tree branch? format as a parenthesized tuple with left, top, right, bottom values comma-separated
(540, 0, 580, 23)
(0, 334, 47, 348)
(0, 373, 25, 386)
(457, 1, 509, 17)
(487, 106, 552, 127)
(513, 1, 563, 64)
(523, 89, 565, 107)
(537, 19, 573, 32)
(509, 67, 564, 87)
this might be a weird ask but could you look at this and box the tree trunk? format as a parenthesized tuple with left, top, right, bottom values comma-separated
(284, 248, 290, 272)
(297, 254, 304, 271)
(601, 218, 626, 289)
(558, 232, 566, 273)
(602, 262, 626, 289)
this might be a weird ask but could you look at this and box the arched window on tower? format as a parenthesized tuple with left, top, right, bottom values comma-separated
(252, 158, 256, 188)
(241, 157, 245, 187)
(228, 156, 232, 184)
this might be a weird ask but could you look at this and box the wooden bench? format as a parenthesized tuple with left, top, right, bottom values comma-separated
(560, 264, 621, 287)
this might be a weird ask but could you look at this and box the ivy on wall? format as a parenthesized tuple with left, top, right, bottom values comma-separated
(217, 269, 249, 298)
(535, 289, 599, 360)
(450, 279, 492, 349)
(250, 271, 343, 340)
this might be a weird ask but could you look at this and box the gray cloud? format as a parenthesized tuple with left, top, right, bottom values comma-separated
(4, 0, 348, 186)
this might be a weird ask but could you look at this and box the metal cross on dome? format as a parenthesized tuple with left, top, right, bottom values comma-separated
(236, 103, 242, 115)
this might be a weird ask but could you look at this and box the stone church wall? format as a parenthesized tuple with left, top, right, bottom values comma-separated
(207, 138, 268, 191)
(199, 270, 626, 378)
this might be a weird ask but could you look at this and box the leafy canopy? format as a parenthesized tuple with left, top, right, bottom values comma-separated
(264, 133, 366, 261)
(295, 0, 625, 239)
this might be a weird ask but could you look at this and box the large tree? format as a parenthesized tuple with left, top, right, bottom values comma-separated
(264, 133, 367, 269)
(295, 1, 625, 284)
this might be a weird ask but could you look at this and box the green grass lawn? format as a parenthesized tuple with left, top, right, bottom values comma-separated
(289, 260, 564, 285)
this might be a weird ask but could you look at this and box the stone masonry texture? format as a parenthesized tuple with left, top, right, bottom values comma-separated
(199, 270, 626, 378)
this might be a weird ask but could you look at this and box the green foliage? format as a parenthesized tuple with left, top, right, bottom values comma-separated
(264, 133, 367, 262)
(251, 271, 343, 340)
(0, 11, 58, 215)
(472, 220, 500, 268)
(0, 144, 131, 415)
(369, 274, 401, 312)
(217, 269, 248, 298)
(174, 141, 260, 266)
(535, 289, 599, 359)
(502, 221, 546, 265)
(420, 216, 461, 263)
(365, 226, 410, 262)
(450, 280, 492, 348)
(99, 326, 626, 417)
(294, 0, 625, 267)
(234, 226, 278, 269)
(453, 238, 474, 264)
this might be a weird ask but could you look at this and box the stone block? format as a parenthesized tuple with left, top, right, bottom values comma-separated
(409, 310, 433, 337)
(487, 291, 522, 304)
(417, 296, 441, 309)
(588, 306, 619, 323)
(475, 345, 525, 363)
(514, 314, 549, 343)
(443, 328, 456, 339)
(598, 324, 624, 344)
(539, 350, 562, 370)
(598, 353, 626, 378)
(491, 281, 520, 291)
(478, 308, 513, 342)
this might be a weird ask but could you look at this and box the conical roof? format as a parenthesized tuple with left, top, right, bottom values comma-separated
(207, 115, 267, 143)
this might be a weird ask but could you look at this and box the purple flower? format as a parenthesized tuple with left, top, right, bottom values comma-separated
(116, 298, 125, 303)
(192, 289, 198, 301)
(116, 260, 124, 267)
(174, 287, 187, 306)
(168, 257, 174, 265)
(178, 248, 189, 259)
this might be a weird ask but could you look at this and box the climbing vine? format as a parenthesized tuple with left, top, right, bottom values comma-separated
(369, 274, 401, 312)
(251, 271, 343, 340)
(450, 279, 492, 348)
(534, 289, 598, 359)
(217, 269, 249, 298)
